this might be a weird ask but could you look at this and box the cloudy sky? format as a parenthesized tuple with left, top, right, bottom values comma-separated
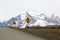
(0, 0, 60, 22)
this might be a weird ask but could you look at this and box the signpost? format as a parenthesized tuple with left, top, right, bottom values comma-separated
(25, 17, 31, 24)
(25, 17, 31, 28)
(12, 22, 16, 27)
(13, 22, 16, 25)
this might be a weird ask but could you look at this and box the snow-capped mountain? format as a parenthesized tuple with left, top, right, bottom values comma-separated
(0, 11, 60, 28)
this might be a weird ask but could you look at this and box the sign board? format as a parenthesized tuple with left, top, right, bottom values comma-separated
(12, 22, 16, 25)
(25, 17, 31, 24)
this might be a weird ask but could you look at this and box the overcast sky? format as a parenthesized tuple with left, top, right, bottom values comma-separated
(0, 0, 60, 22)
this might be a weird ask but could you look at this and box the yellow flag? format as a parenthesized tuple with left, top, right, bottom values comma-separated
(25, 17, 31, 24)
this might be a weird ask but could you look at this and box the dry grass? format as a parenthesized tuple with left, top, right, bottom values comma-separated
(8, 26, 60, 40)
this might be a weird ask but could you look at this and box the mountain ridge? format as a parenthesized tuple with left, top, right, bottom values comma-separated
(0, 12, 60, 28)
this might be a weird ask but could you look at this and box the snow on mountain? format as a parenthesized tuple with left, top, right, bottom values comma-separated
(0, 11, 60, 28)
(6, 15, 22, 26)
(25, 12, 37, 24)
(28, 13, 60, 26)
(38, 14, 60, 25)
(18, 12, 37, 28)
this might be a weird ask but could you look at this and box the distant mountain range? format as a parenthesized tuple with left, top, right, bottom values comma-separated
(0, 12, 60, 28)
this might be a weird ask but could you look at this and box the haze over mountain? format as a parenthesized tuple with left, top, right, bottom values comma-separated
(0, 12, 60, 28)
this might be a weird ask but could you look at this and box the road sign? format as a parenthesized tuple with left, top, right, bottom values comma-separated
(25, 17, 31, 24)
(12, 22, 16, 25)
